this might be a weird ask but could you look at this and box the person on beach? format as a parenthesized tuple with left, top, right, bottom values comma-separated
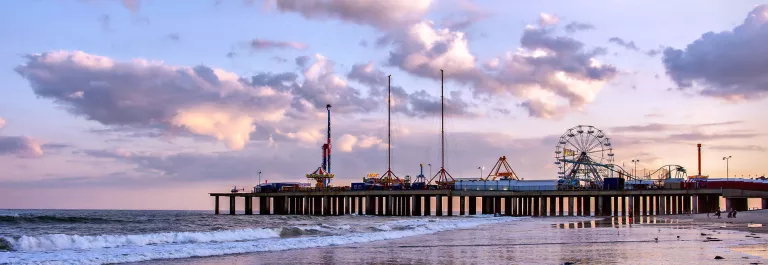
(732, 209, 737, 218)
(628, 212, 633, 226)
(715, 209, 721, 219)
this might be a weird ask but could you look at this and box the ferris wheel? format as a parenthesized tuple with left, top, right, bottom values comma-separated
(554, 125, 615, 187)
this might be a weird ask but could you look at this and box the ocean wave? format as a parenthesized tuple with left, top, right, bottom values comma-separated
(0, 237, 13, 251)
(3, 228, 281, 252)
(0, 217, 517, 265)
(281, 224, 354, 237)
(280, 227, 325, 238)
(0, 215, 117, 224)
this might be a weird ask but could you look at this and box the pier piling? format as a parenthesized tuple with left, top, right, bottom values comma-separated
(229, 196, 235, 215)
(210, 189, 745, 217)
(436, 195, 443, 216)
(214, 196, 219, 215)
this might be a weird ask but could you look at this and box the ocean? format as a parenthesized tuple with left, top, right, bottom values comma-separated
(1, 209, 767, 264)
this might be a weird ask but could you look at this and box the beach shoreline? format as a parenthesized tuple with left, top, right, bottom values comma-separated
(135, 215, 768, 265)
(657, 209, 768, 234)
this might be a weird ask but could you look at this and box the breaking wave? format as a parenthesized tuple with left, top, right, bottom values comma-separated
(3, 228, 280, 252)
(0, 217, 516, 264)
(0, 237, 13, 251)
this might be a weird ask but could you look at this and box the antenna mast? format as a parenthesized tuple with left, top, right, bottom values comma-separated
(381, 75, 400, 187)
(429, 69, 454, 188)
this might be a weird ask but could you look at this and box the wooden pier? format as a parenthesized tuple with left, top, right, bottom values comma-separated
(210, 189, 768, 216)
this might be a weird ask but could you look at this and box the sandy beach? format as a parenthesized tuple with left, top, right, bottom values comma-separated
(659, 209, 768, 234)
(134, 216, 768, 265)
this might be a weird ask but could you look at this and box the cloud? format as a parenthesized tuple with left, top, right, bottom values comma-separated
(613, 152, 667, 170)
(492, 108, 511, 115)
(121, 0, 140, 13)
(667, 132, 761, 141)
(645, 48, 661, 57)
(709, 145, 765, 152)
(337, 134, 357, 152)
(405, 90, 473, 117)
(289, 54, 379, 114)
(538, 13, 560, 26)
(337, 133, 386, 152)
(347, 62, 474, 118)
(564, 22, 595, 34)
(439, 0, 492, 30)
(294, 55, 310, 67)
(608, 37, 664, 57)
(347, 62, 388, 87)
(80, 148, 136, 159)
(384, 18, 617, 119)
(644, 112, 663, 119)
(267, 0, 433, 30)
(97, 14, 111, 32)
(611, 130, 761, 150)
(247, 38, 307, 50)
(16, 51, 385, 150)
(266, 7, 611, 116)
(611, 121, 742, 133)
(386, 20, 477, 78)
(167, 33, 180, 41)
(0, 117, 5, 129)
(608, 37, 639, 51)
(662, 5, 768, 100)
(0, 136, 44, 158)
(15, 51, 299, 150)
(42, 143, 71, 150)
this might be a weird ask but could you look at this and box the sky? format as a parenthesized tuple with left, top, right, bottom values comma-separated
(0, 0, 766, 210)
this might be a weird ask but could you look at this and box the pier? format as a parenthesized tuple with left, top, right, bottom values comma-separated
(209, 189, 763, 216)
(208, 73, 766, 218)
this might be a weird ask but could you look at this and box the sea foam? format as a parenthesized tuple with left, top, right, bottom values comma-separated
(4, 228, 280, 252)
(0, 216, 516, 265)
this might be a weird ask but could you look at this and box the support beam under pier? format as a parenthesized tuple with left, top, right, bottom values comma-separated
(468, 197, 476, 215)
(436, 195, 443, 216)
(229, 196, 236, 215)
(214, 196, 219, 215)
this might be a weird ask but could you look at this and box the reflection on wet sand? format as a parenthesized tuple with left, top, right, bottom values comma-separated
(552, 216, 686, 229)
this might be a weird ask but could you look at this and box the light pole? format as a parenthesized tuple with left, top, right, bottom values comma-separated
(428, 164, 432, 178)
(723, 156, 731, 180)
(631, 159, 640, 178)
(478, 166, 484, 179)
(258, 171, 262, 185)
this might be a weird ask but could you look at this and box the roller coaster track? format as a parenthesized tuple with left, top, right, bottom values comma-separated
(558, 160, 687, 183)
(609, 164, 687, 182)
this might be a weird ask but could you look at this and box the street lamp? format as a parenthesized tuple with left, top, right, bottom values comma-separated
(478, 166, 484, 179)
(428, 164, 432, 177)
(723, 156, 731, 180)
(258, 171, 262, 185)
(631, 159, 640, 178)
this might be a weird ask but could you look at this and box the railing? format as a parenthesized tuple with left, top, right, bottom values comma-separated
(238, 179, 768, 194)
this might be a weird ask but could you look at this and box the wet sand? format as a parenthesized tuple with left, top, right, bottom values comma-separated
(656, 209, 768, 260)
(659, 209, 768, 234)
(140, 216, 768, 264)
